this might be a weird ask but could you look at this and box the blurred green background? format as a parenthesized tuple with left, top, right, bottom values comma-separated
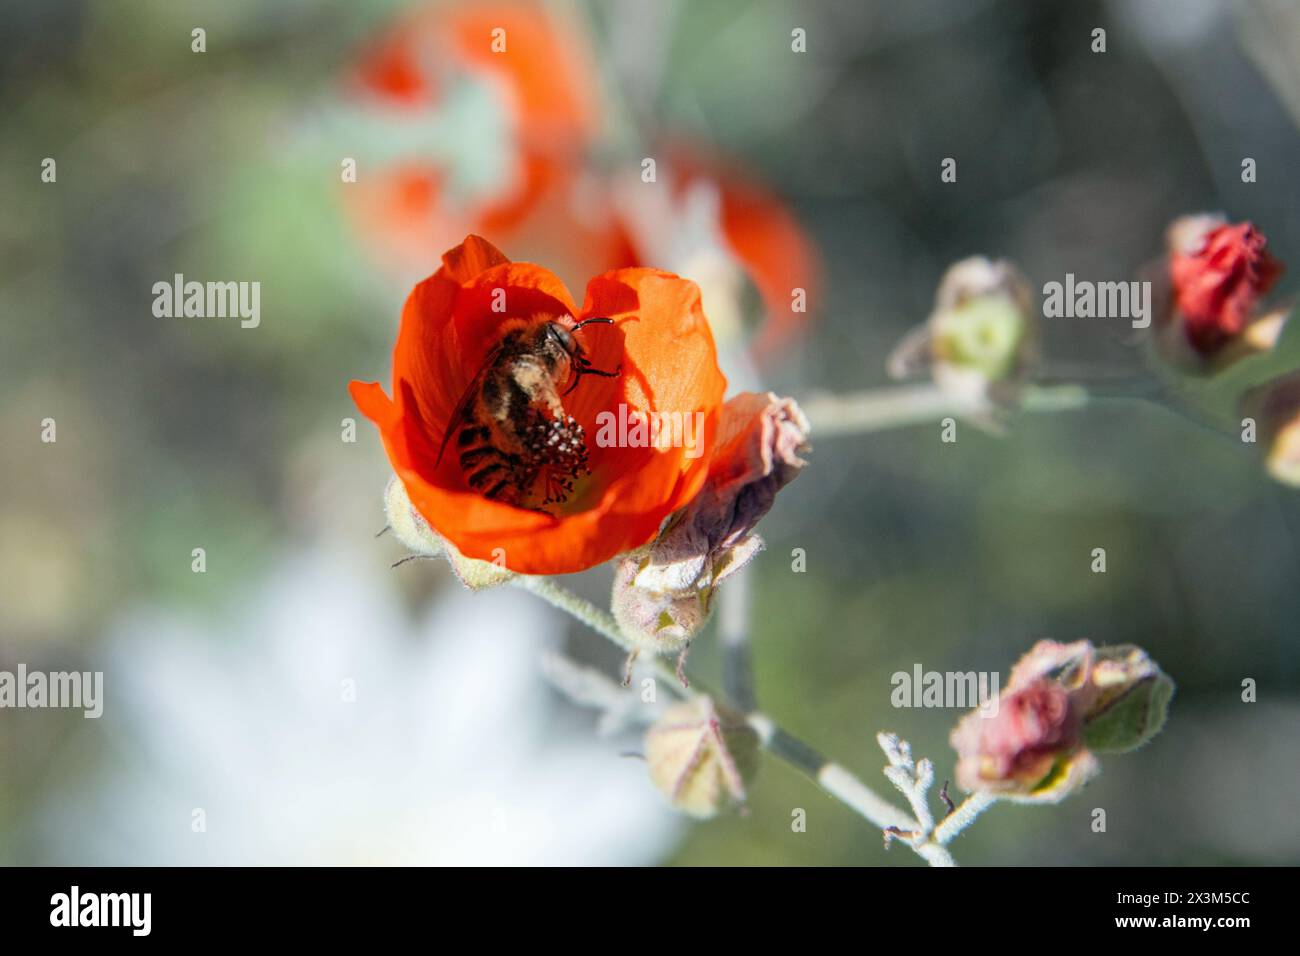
(2, 0, 1299, 865)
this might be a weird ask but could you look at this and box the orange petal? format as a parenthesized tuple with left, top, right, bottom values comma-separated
(348, 380, 399, 433)
(575, 268, 726, 426)
(718, 177, 822, 366)
(391, 271, 464, 433)
(440, 234, 512, 285)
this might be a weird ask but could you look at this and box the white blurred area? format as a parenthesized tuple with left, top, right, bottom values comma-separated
(37, 547, 681, 865)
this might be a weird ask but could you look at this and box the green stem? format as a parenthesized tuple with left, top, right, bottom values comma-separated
(801, 381, 1107, 437)
(513, 575, 635, 654)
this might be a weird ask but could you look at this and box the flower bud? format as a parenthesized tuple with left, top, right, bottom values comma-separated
(950, 639, 1173, 803)
(384, 476, 441, 557)
(1243, 374, 1300, 488)
(383, 476, 514, 590)
(612, 393, 808, 658)
(950, 677, 1096, 802)
(1166, 215, 1284, 357)
(443, 540, 515, 590)
(1081, 645, 1174, 754)
(610, 551, 709, 658)
(889, 257, 1035, 403)
(644, 696, 759, 818)
(1266, 406, 1300, 488)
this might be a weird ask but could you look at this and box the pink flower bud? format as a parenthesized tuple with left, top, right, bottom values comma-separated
(951, 678, 1086, 796)
(950, 639, 1172, 802)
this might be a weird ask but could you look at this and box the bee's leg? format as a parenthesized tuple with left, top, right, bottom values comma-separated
(574, 353, 621, 374)
(391, 554, 436, 569)
(562, 363, 622, 395)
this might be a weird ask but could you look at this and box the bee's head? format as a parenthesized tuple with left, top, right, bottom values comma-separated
(541, 317, 614, 358)
(542, 321, 576, 357)
(539, 316, 620, 395)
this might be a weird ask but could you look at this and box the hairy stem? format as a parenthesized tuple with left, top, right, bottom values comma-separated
(801, 383, 982, 436)
(746, 715, 919, 833)
(514, 575, 635, 654)
(932, 791, 998, 845)
(801, 382, 1094, 436)
(514, 575, 956, 864)
(718, 569, 757, 712)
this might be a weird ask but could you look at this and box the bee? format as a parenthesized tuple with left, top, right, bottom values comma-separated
(434, 314, 620, 509)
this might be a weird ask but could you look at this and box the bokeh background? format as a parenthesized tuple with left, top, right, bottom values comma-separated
(3, 0, 1299, 865)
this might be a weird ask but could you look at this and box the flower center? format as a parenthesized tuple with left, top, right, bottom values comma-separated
(520, 411, 591, 507)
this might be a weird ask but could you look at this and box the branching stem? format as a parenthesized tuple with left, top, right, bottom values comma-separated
(513, 575, 964, 865)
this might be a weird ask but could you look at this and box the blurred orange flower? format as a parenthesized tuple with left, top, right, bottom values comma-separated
(645, 149, 822, 367)
(347, 1, 618, 272)
(342, 2, 820, 369)
(350, 236, 727, 575)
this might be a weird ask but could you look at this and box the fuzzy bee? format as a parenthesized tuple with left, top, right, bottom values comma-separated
(434, 314, 620, 509)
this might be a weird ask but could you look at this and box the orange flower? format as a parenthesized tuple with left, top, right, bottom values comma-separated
(350, 236, 727, 575)
(707, 168, 821, 367)
(343, 5, 820, 371)
(631, 146, 822, 369)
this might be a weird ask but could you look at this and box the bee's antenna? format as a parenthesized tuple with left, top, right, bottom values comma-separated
(571, 316, 614, 332)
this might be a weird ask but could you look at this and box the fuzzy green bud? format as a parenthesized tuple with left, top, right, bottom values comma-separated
(1081, 645, 1174, 754)
(644, 696, 760, 818)
(383, 476, 513, 590)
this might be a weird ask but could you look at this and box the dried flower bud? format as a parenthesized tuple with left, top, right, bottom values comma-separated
(889, 257, 1035, 403)
(1167, 215, 1284, 356)
(1082, 645, 1174, 754)
(644, 696, 759, 818)
(383, 476, 514, 590)
(612, 393, 809, 658)
(611, 551, 710, 658)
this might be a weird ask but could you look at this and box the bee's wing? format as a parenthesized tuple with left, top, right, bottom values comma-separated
(434, 345, 503, 468)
